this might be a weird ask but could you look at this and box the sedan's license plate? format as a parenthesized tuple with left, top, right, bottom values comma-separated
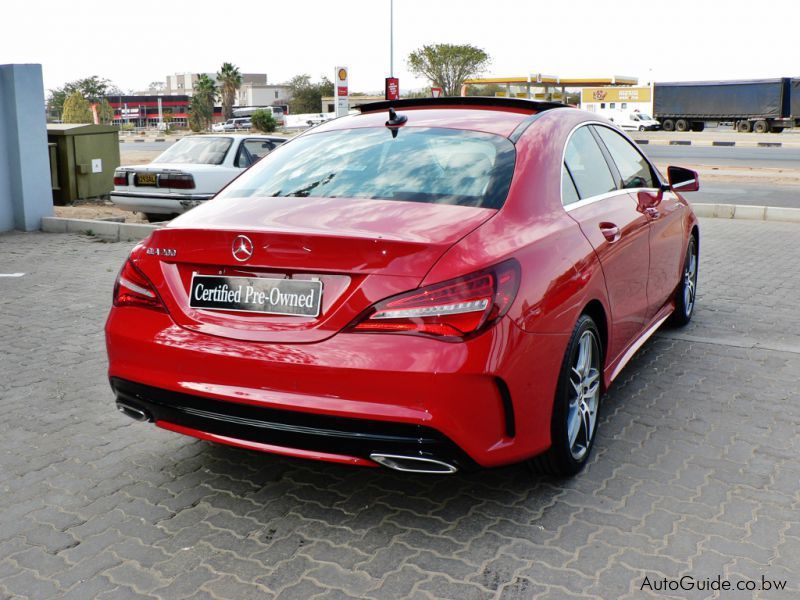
(136, 173, 157, 186)
(189, 275, 322, 317)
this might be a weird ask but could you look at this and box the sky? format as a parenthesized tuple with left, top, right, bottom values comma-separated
(3, 0, 799, 96)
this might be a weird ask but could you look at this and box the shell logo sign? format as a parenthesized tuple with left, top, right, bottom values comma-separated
(335, 66, 349, 117)
(592, 90, 607, 101)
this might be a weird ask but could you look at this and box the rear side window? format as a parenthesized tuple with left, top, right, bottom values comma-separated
(593, 126, 656, 189)
(563, 126, 617, 199)
(219, 127, 517, 209)
(561, 164, 580, 206)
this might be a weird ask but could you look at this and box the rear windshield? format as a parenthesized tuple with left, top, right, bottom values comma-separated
(218, 127, 516, 209)
(155, 137, 233, 165)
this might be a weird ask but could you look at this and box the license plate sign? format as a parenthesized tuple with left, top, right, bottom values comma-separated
(136, 173, 157, 186)
(189, 275, 322, 317)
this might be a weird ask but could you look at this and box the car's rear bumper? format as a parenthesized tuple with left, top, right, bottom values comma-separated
(110, 191, 215, 214)
(105, 307, 568, 469)
(112, 377, 479, 471)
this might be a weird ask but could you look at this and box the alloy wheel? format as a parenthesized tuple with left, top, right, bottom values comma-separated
(567, 330, 600, 460)
(683, 241, 698, 317)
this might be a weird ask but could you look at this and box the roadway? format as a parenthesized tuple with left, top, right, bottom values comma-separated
(641, 144, 800, 169)
(119, 141, 800, 208)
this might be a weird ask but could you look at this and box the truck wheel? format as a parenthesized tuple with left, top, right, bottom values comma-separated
(638, 125, 646, 131)
(662, 119, 675, 132)
(675, 119, 689, 132)
(737, 120, 752, 133)
(753, 120, 771, 134)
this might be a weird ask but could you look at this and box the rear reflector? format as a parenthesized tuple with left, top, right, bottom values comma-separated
(348, 259, 520, 341)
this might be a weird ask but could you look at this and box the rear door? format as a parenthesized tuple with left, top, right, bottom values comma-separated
(562, 125, 651, 363)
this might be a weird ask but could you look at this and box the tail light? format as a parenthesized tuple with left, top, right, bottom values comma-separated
(160, 173, 195, 189)
(113, 259, 165, 312)
(348, 260, 520, 341)
(113, 171, 128, 186)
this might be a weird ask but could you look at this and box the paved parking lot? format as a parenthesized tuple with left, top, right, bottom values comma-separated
(1, 218, 799, 599)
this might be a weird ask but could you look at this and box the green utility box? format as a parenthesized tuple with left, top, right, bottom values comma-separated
(47, 124, 120, 205)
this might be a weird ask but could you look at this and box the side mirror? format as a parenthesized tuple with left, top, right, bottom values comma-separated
(667, 166, 700, 192)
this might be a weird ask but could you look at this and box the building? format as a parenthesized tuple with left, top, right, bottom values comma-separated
(321, 95, 384, 113)
(115, 72, 293, 127)
(238, 83, 293, 108)
(579, 86, 652, 114)
(107, 95, 222, 127)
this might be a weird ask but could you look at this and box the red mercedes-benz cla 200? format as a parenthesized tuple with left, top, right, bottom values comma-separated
(106, 98, 700, 477)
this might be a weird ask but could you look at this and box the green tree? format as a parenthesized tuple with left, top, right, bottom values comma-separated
(407, 44, 490, 97)
(465, 83, 503, 97)
(98, 98, 115, 124)
(288, 75, 334, 114)
(251, 109, 277, 133)
(61, 91, 93, 123)
(48, 75, 121, 120)
(189, 74, 217, 132)
(217, 62, 242, 121)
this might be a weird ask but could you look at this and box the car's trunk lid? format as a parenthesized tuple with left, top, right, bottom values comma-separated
(137, 196, 496, 343)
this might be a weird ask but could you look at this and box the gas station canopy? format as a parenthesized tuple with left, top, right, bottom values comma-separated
(461, 74, 639, 101)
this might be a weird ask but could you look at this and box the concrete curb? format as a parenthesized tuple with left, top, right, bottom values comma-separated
(41, 217, 159, 242)
(691, 203, 800, 223)
(634, 138, 800, 148)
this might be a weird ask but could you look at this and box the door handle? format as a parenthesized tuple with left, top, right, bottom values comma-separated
(599, 222, 621, 243)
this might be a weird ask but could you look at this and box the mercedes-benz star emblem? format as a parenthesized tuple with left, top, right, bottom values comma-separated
(232, 235, 254, 262)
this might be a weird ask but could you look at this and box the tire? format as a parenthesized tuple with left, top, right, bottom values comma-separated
(737, 120, 752, 133)
(668, 235, 698, 327)
(662, 119, 675, 132)
(143, 213, 175, 223)
(639, 125, 646, 131)
(753, 120, 770, 134)
(675, 119, 690, 132)
(530, 315, 603, 477)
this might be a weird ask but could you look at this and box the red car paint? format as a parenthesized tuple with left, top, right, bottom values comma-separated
(105, 100, 698, 470)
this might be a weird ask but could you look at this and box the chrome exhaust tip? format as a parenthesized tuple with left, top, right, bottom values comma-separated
(116, 402, 151, 422)
(369, 453, 458, 474)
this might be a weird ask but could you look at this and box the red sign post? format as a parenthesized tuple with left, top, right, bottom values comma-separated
(385, 77, 399, 101)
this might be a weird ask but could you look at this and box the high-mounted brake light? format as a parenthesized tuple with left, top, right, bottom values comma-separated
(113, 259, 165, 312)
(348, 260, 520, 341)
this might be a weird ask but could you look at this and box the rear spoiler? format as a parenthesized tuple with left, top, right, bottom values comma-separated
(358, 96, 568, 114)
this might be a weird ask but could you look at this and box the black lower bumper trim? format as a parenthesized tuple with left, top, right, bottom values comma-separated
(110, 378, 478, 471)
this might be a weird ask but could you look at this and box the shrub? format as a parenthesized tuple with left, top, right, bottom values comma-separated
(251, 109, 277, 133)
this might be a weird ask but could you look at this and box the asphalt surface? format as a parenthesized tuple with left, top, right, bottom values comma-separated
(690, 181, 800, 209)
(122, 141, 800, 169)
(640, 145, 800, 170)
(1, 219, 799, 599)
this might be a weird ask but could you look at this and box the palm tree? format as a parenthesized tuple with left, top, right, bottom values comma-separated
(217, 62, 242, 121)
(189, 74, 217, 131)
